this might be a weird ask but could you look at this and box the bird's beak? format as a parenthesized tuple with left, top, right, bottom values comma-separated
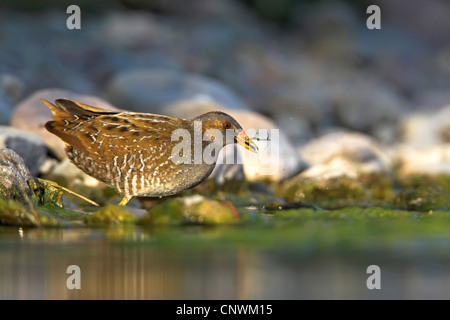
(235, 130, 258, 152)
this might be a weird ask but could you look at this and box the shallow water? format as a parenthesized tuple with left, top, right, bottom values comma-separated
(1, 223, 450, 299)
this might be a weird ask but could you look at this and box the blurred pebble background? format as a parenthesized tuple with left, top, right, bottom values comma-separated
(0, 0, 449, 188)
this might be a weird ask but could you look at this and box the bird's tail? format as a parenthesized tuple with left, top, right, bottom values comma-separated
(41, 98, 116, 120)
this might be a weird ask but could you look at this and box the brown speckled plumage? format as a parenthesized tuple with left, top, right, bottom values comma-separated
(43, 99, 257, 205)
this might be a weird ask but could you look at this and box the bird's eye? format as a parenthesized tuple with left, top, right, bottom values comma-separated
(223, 121, 231, 129)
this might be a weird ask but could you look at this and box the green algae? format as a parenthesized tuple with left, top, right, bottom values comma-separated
(1, 167, 450, 248)
(34, 178, 64, 207)
(100, 206, 450, 257)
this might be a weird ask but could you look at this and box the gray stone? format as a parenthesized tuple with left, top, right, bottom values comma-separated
(0, 147, 36, 203)
(105, 69, 248, 114)
(329, 73, 407, 144)
(273, 114, 312, 148)
(0, 91, 12, 125)
(0, 126, 47, 176)
(0, 73, 24, 103)
(401, 104, 450, 149)
(395, 145, 450, 177)
(414, 90, 450, 111)
(299, 131, 391, 181)
(99, 12, 163, 48)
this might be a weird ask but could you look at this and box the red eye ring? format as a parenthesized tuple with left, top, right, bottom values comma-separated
(223, 121, 231, 129)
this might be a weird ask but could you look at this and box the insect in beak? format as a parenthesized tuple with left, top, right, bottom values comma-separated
(235, 130, 258, 152)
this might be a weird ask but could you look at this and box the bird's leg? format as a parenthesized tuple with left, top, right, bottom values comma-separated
(118, 195, 133, 206)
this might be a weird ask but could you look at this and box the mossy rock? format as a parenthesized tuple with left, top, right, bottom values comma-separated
(141, 196, 240, 226)
(394, 185, 450, 211)
(179, 178, 252, 200)
(279, 172, 395, 209)
(0, 177, 88, 227)
(281, 176, 366, 203)
(393, 174, 450, 211)
(0, 198, 40, 227)
(86, 205, 137, 226)
(397, 174, 450, 190)
(186, 199, 240, 224)
(140, 198, 184, 225)
(358, 173, 395, 201)
(0, 197, 64, 227)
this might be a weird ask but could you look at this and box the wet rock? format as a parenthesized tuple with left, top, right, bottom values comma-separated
(105, 69, 248, 114)
(11, 88, 119, 160)
(165, 97, 305, 182)
(141, 195, 240, 225)
(0, 147, 37, 204)
(0, 127, 47, 176)
(0, 148, 76, 227)
(282, 131, 393, 206)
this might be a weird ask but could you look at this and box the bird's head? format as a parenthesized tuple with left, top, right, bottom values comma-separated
(194, 111, 258, 153)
